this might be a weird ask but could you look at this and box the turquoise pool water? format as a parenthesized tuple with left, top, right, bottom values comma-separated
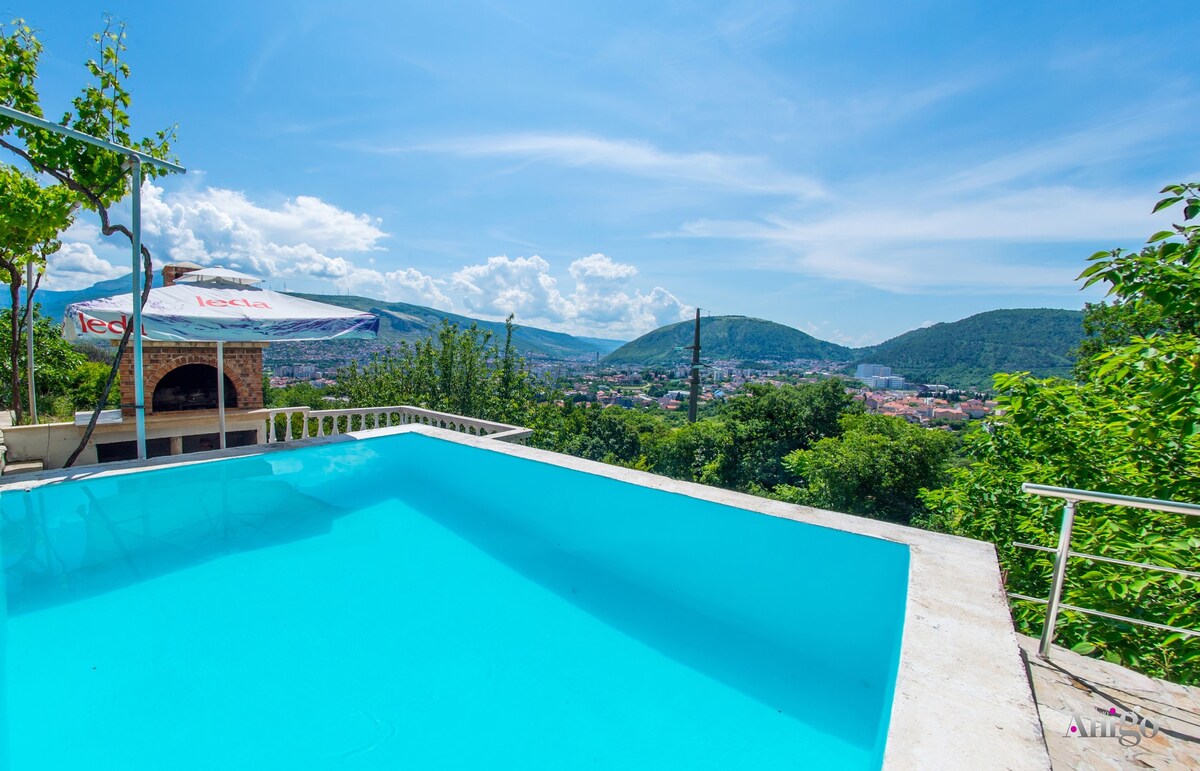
(2, 432, 909, 769)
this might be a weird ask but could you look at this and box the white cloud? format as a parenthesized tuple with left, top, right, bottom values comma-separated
(140, 184, 386, 254)
(639, 285, 692, 329)
(568, 253, 641, 323)
(669, 182, 1167, 293)
(679, 186, 1153, 246)
(451, 255, 571, 321)
(40, 241, 125, 290)
(134, 183, 389, 295)
(408, 133, 825, 198)
(54, 183, 686, 337)
(451, 252, 688, 336)
(383, 267, 452, 307)
(941, 115, 1180, 194)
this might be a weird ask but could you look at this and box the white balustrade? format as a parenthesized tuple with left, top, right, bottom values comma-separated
(263, 405, 531, 446)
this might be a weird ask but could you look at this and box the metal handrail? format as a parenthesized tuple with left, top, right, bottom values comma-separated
(1012, 541, 1200, 579)
(1013, 483, 1199, 659)
(1020, 483, 1200, 516)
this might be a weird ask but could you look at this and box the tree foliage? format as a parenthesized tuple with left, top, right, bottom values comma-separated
(529, 379, 857, 493)
(922, 185, 1200, 684)
(0, 164, 73, 421)
(715, 379, 856, 491)
(266, 380, 331, 410)
(1, 16, 180, 462)
(336, 336, 862, 496)
(334, 317, 536, 425)
(529, 402, 666, 468)
(0, 18, 177, 207)
(0, 308, 113, 420)
(778, 413, 958, 524)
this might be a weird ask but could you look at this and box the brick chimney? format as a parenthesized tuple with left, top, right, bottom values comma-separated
(162, 262, 203, 287)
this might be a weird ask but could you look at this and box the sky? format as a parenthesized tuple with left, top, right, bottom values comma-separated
(14, 2, 1200, 345)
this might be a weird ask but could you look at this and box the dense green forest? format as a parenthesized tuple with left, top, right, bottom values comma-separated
(603, 315, 852, 365)
(854, 308, 1084, 390)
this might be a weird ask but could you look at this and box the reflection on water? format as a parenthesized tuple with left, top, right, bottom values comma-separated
(2, 447, 394, 615)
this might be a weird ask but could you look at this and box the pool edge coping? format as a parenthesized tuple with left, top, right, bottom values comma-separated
(0, 425, 1052, 770)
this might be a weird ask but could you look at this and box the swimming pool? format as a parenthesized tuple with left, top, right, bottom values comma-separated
(3, 429, 909, 769)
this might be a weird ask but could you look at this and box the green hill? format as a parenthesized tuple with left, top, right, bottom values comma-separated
(603, 315, 853, 366)
(853, 308, 1084, 390)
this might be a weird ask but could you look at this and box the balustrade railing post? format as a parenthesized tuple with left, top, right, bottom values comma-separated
(264, 406, 527, 446)
(1039, 499, 1078, 659)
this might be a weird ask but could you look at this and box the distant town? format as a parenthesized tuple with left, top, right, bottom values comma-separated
(268, 352, 995, 428)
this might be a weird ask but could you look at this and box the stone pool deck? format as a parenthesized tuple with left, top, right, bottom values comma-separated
(1018, 635, 1200, 770)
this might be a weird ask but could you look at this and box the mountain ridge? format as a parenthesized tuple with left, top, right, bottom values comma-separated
(603, 315, 853, 366)
(853, 307, 1084, 390)
(602, 309, 1085, 389)
(22, 275, 1084, 388)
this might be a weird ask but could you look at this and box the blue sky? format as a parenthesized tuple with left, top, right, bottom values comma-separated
(19, 1, 1200, 344)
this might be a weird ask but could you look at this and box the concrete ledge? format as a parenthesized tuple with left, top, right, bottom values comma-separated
(1, 424, 1052, 768)
(0, 408, 272, 470)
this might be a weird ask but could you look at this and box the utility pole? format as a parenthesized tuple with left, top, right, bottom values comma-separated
(687, 308, 701, 422)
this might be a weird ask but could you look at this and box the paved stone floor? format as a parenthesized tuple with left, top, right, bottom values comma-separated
(1018, 635, 1199, 770)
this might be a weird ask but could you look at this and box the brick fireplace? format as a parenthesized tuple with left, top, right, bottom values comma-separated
(117, 264, 266, 416)
(118, 341, 266, 417)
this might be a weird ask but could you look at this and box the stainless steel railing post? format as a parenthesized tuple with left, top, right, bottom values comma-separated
(1038, 499, 1077, 659)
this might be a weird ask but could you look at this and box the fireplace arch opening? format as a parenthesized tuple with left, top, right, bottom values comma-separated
(152, 364, 238, 412)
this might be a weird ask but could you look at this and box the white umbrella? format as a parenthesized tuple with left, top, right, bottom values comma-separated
(64, 278, 378, 450)
(172, 266, 263, 286)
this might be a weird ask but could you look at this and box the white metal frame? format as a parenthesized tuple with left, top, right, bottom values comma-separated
(0, 104, 186, 459)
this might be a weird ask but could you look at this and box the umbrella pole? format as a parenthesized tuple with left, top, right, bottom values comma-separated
(217, 341, 227, 450)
